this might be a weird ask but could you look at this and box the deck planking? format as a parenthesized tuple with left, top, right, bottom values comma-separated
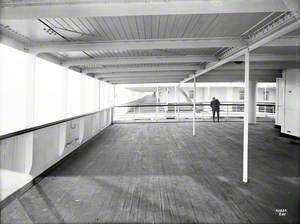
(1, 122, 299, 223)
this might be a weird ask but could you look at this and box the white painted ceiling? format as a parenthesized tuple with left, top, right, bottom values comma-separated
(0, 0, 299, 84)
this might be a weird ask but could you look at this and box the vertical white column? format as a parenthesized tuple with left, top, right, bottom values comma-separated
(0, 60, 3, 132)
(193, 76, 196, 136)
(112, 84, 115, 123)
(177, 84, 180, 118)
(156, 85, 159, 119)
(26, 54, 36, 127)
(174, 86, 177, 117)
(99, 80, 101, 110)
(243, 49, 250, 183)
(249, 80, 257, 124)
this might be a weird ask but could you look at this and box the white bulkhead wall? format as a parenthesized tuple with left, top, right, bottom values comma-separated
(280, 69, 300, 137)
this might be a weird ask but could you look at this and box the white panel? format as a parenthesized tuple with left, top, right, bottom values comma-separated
(282, 69, 300, 137)
(92, 113, 100, 133)
(30, 125, 60, 176)
(64, 119, 80, 155)
(82, 115, 93, 142)
(0, 44, 28, 135)
(34, 58, 63, 125)
(84, 76, 97, 113)
(67, 70, 82, 117)
(0, 110, 112, 202)
(284, 109, 300, 136)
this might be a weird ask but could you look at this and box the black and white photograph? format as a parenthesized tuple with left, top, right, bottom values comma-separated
(0, 0, 299, 223)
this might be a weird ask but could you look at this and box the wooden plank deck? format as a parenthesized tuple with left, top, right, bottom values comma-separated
(1, 122, 299, 223)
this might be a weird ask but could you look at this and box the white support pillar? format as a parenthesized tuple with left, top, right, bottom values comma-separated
(177, 84, 180, 119)
(174, 86, 177, 117)
(193, 76, 196, 136)
(249, 80, 257, 124)
(243, 49, 250, 183)
(112, 84, 115, 123)
(98, 80, 101, 110)
(156, 85, 159, 120)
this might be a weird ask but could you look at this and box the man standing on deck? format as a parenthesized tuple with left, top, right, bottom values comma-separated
(210, 97, 221, 122)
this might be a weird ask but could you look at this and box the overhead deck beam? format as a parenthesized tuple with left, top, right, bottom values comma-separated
(202, 70, 281, 76)
(30, 38, 243, 53)
(63, 55, 216, 67)
(84, 65, 201, 74)
(64, 53, 298, 69)
(84, 64, 288, 74)
(30, 36, 298, 54)
(104, 76, 187, 81)
(95, 70, 280, 79)
(95, 71, 192, 79)
(101, 73, 280, 84)
(106, 78, 184, 84)
(107, 74, 279, 84)
(0, 0, 292, 20)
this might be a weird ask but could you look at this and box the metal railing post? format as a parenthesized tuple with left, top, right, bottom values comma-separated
(193, 75, 196, 136)
(243, 49, 250, 183)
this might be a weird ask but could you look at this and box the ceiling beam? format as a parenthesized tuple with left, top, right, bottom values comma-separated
(95, 71, 192, 79)
(84, 65, 201, 74)
(108, 73, 280, 84)
(194, 74, 280, 82)
(0, 0, 291, 20)
(97, 75, 190, 79)
(206, 70, 281, 75)
(30, 36, 299, 54)
(95, 70, 280, 79)
(64, 52, 298, 69)
(104, 76, 187, 81)
(105, 77, 184, 84)
(30, 38, 243, 54)
(63, 55, 216, 67)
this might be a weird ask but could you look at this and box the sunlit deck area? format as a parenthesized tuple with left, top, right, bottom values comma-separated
(2, 122, 299, 224)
